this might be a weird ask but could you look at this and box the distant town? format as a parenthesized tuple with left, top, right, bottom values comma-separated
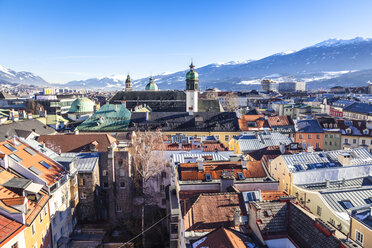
(0, 61, 370, 248)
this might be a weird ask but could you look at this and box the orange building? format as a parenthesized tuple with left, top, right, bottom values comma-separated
(294, 119, 324, 150)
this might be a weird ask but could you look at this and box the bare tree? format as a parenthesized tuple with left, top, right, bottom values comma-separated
(130, 129, 169, 247)
(224, 92, 239, 112)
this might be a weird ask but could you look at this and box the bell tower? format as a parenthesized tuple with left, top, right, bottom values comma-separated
(125, 74, 132, 91)
(185, 62, 199, 112)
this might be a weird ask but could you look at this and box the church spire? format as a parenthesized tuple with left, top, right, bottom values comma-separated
(125, 73, 132, 91)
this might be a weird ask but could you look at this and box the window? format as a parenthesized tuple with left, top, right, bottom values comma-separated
(162, 199, 166, 206)
(340, 200, 354, 209)
(80, 192, 87, 199)
(356, 230, 364, 245)
(40, 212, 43, 223)
(103, 182, 109, 188)
(11, 242, 18, 248)
(24, 147, 36, 156)
(44, 206, 47, 216)
(103, 170, 108, 176)
(39, 161, 51, 169)
(9, 154, 22, 163)
(299, 134, 303, 139)
(116, 205, 122, 212)
(120, 182, 126, 189)
(353, 139, 357, 144)
(308, 134, 312, 139)
(225, 135, 229, 142)
(329, 141, 332, 146)
(160, 185, 165, 191)
(316, 134, 320, 139)
(161, 171, 166, 178)
(345, 138, 349, 144)
(4, 143, 17, 152)
(317, 206, 322, 216)
(362, 139, 366, 145)
(31, 223, 35, 235)
(316, 143, 320, 149)
(330, 134, 333, 138)
(325, 134, 328, 138)
(325, 141, 328, 145)
(79, 178, 85, 186)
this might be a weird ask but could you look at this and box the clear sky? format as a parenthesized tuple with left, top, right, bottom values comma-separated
(1, 0, 372, 84)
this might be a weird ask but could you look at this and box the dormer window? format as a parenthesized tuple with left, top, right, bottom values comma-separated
(329, 124, 333, 128)
(363, 129, 369, 135)
(346, 128, 351, 134)
(324, 123, 328, 128)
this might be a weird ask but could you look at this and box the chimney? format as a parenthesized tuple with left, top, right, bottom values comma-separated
(280, 143, 286, 154)
(342, 177, 346, 186)
(178, 143, 182, 150)
(93, 105, 97, 113)
(145, 112, 149, 121)
(338, 153, 351, 166)
(121, 100, 126, 108)
(234, 208, 241, 226)
(115, 104, 118, 112)
(241, 159, 247, 170)
(197, 157, 204, 172)
(188, 107, 193, 116)
(74, 129, 79, 135)
(307, 146, 314, 152)
(325, 179, 330, 188)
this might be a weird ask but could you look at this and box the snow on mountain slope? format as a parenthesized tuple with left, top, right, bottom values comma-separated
(0, 65, 48, 85)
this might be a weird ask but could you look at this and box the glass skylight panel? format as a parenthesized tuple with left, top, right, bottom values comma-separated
(341, 200, 354, 209)
(205, 173, 212, 182)
(8, 153, 22, 163)
(237, 172, 245, 180)
(4, 143, 17, 152)
(39, 161, 51, 169)
(24, 147, 36, 156)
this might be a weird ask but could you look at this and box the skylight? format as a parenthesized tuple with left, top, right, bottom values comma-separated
(4, 143, 17, 152)
(39, 161, 51, 169)
(8, 153, 22, 163)
(24, 147, 36, 156)
(341, 200, 354, 209)
(237, 172, 245, 180)
(205, 173, 212, 182)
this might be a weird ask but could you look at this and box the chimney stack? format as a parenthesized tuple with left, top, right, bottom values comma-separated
(197, 157, 204, 172)
(121, 100, 126, 108)
(338, 153, 351, 166)
(325, 179, 330, 188)
(280, 143, 286, 154)
(234, 208, 241, 226)
(145, 112, 149, 121)
(115, 104, 118, 112)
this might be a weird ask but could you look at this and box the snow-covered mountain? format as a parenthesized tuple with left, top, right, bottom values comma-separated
(64, 37, 372, 91)
(0, 65, 48, 86)
(3, 37, 372, 90)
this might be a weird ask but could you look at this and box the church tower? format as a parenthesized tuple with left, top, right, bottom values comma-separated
(186, 62, 199, 112)
(125, 74, 132, 91)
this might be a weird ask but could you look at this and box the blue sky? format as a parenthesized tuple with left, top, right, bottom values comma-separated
(1, 0, 372, 84)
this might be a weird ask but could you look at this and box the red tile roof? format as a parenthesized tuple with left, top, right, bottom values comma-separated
(191, 227, 257, 248)
(179, 161, 268, 181)
(261, 191, 287, 201)
(202, 141, 227, 152)
(267, 115, 294, 127)
(37, 133, 117, 153)
(238, 115, 270, 131)
(0, 214, 24, 245)
(183, 193, 243, 232)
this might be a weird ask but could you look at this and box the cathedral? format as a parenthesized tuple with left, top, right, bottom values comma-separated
(110, 63, 223, 112)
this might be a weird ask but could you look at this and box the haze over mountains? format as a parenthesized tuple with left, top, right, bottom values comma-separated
(2, 37, 372, 91)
